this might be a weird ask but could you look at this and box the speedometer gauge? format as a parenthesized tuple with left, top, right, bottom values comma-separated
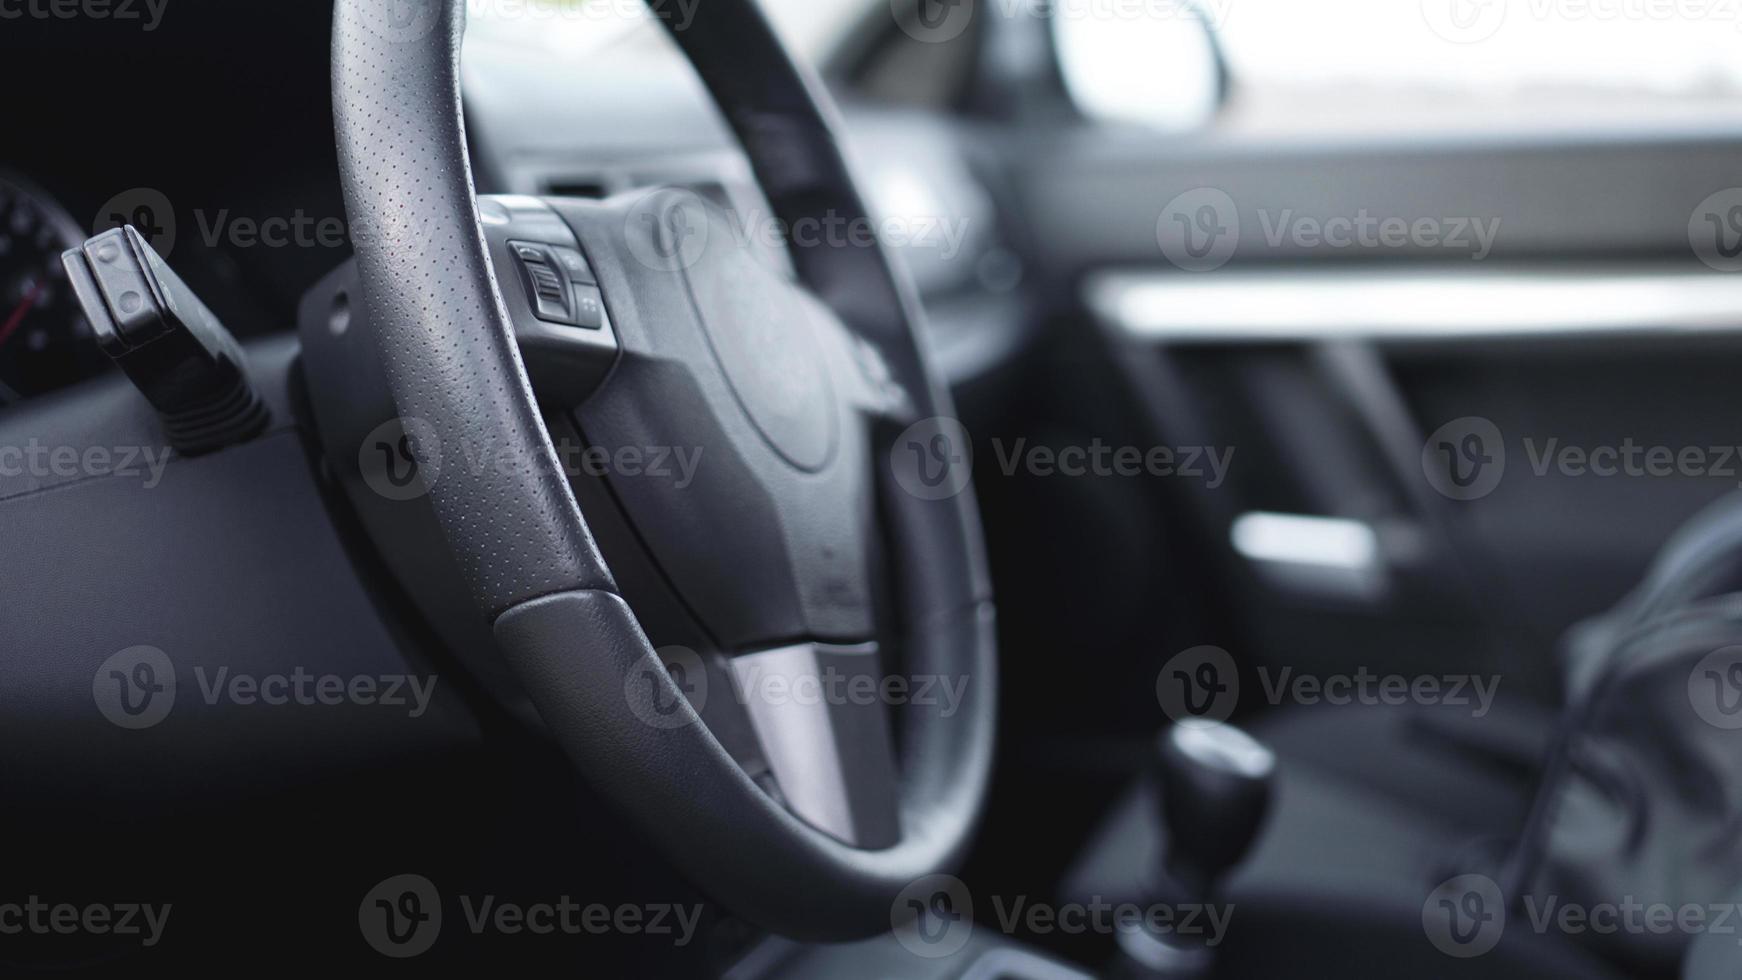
(0, 173, 105, 403)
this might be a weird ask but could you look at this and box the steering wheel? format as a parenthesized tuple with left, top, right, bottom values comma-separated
(330, 0, 996, 940)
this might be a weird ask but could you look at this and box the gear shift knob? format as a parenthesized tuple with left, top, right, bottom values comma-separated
(1155, 720, 1276, 897)
(1114, 721, 1276, 979)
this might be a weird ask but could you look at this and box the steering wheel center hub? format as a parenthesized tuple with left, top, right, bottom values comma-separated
(671, 197, 838, 472)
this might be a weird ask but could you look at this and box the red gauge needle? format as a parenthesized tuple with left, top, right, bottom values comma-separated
(0, 279, 44, 351)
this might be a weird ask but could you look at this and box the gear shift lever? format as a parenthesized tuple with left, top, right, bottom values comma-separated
(1115, 721, 1276, 979)
(1155, 720, 1275, 899)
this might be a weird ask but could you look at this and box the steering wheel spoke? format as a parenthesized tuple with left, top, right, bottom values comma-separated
(475, 195, 619, 406)
(729, 641, 902, 849)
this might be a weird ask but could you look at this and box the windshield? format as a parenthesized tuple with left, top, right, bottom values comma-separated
(471, 0, 1742, 132)
(466, 0, 868, 60)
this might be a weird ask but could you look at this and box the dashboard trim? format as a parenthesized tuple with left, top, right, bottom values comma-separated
(1089, 266, 1742, 344)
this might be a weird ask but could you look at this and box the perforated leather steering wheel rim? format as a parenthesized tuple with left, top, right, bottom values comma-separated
(331, 0, 996, 940)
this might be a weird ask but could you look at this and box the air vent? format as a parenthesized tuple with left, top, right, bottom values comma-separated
(544, 180, 606, 199)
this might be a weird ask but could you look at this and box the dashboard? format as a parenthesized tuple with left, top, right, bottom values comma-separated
(462, 22, 1032, 384)
(0, 3, 1032, 412)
